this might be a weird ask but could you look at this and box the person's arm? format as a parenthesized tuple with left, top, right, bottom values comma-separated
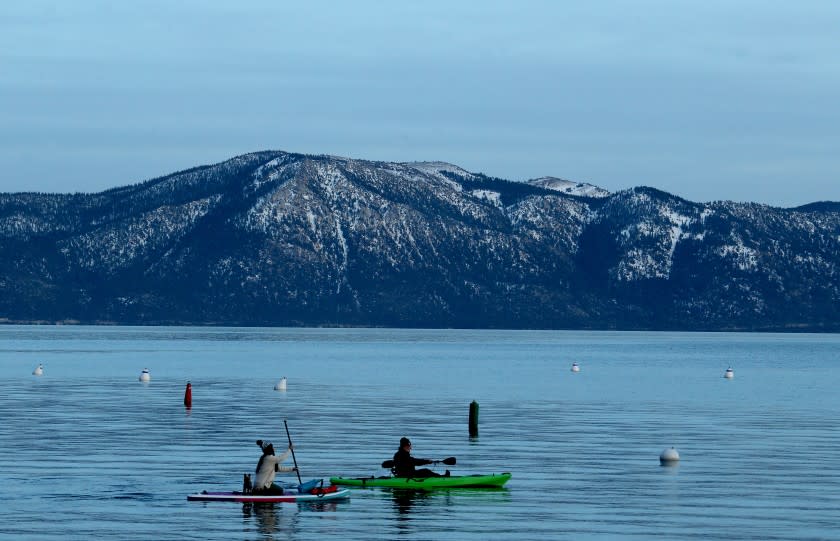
(272, 447, 297, 472)
(412, 457, 433, 466)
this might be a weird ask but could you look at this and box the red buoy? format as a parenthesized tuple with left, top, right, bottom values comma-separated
(184, 382, 192, 408)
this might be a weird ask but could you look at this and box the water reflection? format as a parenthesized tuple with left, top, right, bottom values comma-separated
(241, 503, 295, 538)
(299, 501, 339, 512)
(391, 489, 426, 517)
(391, 489, 432, 531)
(241, 500, 340, 539)
(391, 488, 511, 522)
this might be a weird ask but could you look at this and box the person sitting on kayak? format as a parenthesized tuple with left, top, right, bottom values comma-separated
(253, 440, 297, 494)
(393, 437, 447, 478)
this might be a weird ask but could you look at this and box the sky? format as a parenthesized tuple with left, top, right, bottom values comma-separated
(2, 1, 839, 207)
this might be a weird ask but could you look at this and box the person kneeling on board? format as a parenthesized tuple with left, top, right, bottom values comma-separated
(393, 437, 448, 478)
(252, 440, 297, 494)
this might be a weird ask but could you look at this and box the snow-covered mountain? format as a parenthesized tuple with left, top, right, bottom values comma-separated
(1, 150, 838, 330)
(526, 176, 610, 198)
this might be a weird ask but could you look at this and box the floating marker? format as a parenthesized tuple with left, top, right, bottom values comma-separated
(274, 377, 287, 392)
(184, 382, 192, 408)
(139, 368, 151, 382)
(660, 447, 680, 465)
(32, 364, 44, 376)
(571, 362, 580, 373)
(469, 400, 479, 438)
(724, 367, 734, 379)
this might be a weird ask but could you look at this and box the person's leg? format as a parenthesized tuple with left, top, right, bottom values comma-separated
(252, 483, 285, 495)
(414, 468, 442, 477)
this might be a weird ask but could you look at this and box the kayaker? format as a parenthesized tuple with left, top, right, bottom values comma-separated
(253, 440, 297, 494)
(393, 437, 448, 478)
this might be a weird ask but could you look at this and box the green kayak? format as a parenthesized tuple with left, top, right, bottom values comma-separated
(330, 472, 511, 489)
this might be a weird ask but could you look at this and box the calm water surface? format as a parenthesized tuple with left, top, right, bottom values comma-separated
(1, 327, 839, 540)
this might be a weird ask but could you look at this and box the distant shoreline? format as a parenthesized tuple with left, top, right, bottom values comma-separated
(0, 319, 836, 334)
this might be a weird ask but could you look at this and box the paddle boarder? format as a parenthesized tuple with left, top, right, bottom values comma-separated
(393, 437, 448, 478)
(253, 440, 297, 494)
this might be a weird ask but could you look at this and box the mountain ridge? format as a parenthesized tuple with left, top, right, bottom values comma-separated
(1, 150, 838, 330)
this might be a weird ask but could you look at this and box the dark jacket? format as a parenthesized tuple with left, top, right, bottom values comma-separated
(393, 448, 432, 477)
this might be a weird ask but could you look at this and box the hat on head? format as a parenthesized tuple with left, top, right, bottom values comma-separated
(400, 437, 411, 448)
(256, 440, 272, 451)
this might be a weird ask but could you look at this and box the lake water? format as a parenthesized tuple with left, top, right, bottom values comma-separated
(1, 326, 839, 540)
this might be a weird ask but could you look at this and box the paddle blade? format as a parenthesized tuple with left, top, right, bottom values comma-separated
(442, 457, 456, 466)
(381, 460, 395, 469)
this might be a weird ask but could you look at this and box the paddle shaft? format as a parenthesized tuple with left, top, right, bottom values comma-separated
(382, 456, 456, 469)
(283, 419, 303, 485)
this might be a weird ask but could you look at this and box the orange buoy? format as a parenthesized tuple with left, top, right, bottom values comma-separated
(184, 382, 192, 408)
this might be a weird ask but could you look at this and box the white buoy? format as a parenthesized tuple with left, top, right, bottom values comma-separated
(274, 377, 287, 391)
(139, 368, 151, 382)
(571, 362, 580, 373)
(660, 447, 680, 465)
(724, 367, 734, 379)
(32, 364, 44, 376)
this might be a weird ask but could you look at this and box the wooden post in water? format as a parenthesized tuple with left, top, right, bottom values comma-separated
(469, 400, 479, 437)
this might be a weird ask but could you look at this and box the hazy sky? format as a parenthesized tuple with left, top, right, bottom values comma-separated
(2, 1, 839, 206)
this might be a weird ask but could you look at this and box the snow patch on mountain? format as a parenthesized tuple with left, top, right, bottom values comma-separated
(471, 190, 502, 207)
(719, 241, 759, 271)
(252, 156, 297, 189)
(616, 249, 661, 281)
(613, 199, 700, 281)
(662, 210, 692, 264)
(527, 177, 610, 198)
(405, 162, 472, 192)
(407, 161, 472, 178)
(61, 196, 219, 271)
